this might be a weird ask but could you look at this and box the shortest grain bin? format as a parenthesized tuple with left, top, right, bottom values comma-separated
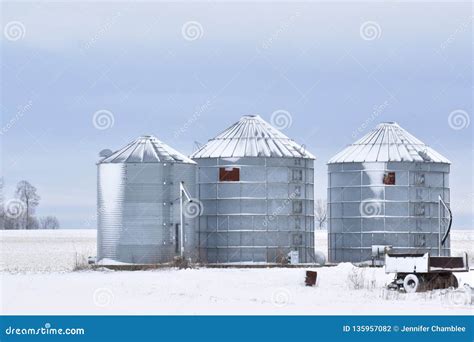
(97, 135, 198, 264)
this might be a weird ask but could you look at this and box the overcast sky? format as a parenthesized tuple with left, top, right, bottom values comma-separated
(1, 1, 472, 229)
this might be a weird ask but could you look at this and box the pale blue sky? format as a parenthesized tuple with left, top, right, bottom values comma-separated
(1, 1, 472, 228)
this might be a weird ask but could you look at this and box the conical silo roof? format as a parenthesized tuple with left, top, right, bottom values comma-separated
(328, 122, 450, 164)
(99, 135, 196, 164)
(191, 115, 315, 159)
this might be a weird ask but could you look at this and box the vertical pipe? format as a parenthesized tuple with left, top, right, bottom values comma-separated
(180, 183, 185, 258)
(196, 167, 201, 262)
(175, 224, 179, 254)
(438, 195, 441, 256)
(179, 181, 194, 259)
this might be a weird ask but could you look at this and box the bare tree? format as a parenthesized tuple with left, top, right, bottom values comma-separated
(40, 216, 60, 230)
(315, 199, 327, 230)
(15, 180, 40, 230)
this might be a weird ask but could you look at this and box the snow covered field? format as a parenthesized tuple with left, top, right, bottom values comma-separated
(0, 229, 472, 315)
(0, 229, 96, 273)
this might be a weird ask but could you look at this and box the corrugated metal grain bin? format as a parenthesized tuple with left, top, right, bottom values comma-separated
(327, 122, 451, 263)
(191, 115, 316, 263)
(97, 135, 198, 264)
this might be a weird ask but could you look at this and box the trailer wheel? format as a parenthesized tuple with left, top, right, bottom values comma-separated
(403, 274, 422, 293)
(448, 274, 458, 289)
(430, 273, 459, 290)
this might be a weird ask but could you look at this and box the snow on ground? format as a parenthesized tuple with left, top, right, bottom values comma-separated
(1, 266, 472, 315)
(450, 231, 474, 264)
(0, 229, 96, 273)
(0, 229, 473, 315)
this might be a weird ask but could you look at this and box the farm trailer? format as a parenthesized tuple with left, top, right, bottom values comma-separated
(385, 252, 469, 293)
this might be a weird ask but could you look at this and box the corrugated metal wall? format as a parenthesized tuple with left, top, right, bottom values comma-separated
(97, 162, 197, 264)
(328, 162, 450, 263)
(195, 157, 315, 263)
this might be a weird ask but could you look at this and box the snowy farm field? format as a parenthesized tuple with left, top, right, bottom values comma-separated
(0, 229, 96, 273)
(0, 229, 473, 315)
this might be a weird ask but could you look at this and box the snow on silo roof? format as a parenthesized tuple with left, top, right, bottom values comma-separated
(99, 135, 196, 164)
(191, 115, 315, 159)
(328, 122, 450, 164)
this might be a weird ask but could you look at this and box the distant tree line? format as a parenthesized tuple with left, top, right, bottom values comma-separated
(0, 178, 60, 230)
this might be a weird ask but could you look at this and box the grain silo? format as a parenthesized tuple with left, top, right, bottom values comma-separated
(191, 115, 315, 263)
(97, 135, 198, 264)
(327, 122, 451, 263)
